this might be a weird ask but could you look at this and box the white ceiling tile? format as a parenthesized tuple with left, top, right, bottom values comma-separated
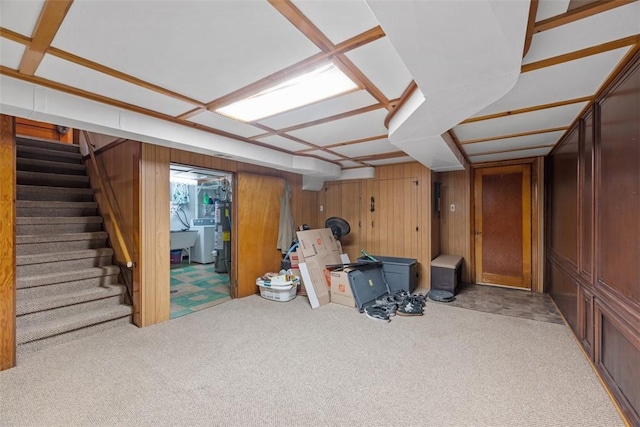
(469, 147, 554, 163)
(0, 38, 26, 69)
(331, 138, 397, 157)
(345, 37, 414, 100)
(305, 150, 342, 161)
(535, 0, 570, 22)
(455, 102, 588, 142)
(257, 90, 378, 130)
(255, 135, 311, 152)
(0, 0, 45, 36)
(367, 156, 414, 166)
(292, 0, 380, 45)
(287, 109, 388, 146)
(462, 131, 565, 155)
(188, 111, 264, 138)
(525, 2, 640, 65)
(51, 1, 321, 102)
(36, 55, 196, 117)
(472, 47, 631, 117)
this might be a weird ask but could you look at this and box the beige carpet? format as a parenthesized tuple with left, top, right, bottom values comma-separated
(0, 295, 624, 426)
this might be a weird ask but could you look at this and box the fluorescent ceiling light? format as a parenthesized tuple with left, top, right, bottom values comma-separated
(216, 63, 358, 122)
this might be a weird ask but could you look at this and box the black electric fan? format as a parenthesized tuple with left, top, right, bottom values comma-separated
(325, 217, 351, 241)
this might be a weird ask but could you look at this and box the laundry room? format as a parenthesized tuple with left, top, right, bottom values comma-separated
(169, 164, 233, 319)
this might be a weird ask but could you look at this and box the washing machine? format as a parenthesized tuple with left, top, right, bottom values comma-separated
(190, 218, 216, 264)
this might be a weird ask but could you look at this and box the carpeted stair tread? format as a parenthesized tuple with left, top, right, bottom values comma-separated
(17, 265, 120, 289)
(16, 200, 98, 217)
(17, 248, 114, 266)
(17, 184, 94, 202)
(16, 136, 81, 153)
(17, 305, 133, 345)
(17, 316, 132, 356)
(16, 145, 83, 164)
(18, 273, 120, 299)
(17, 284, 125, 316)
(17, 157, 86, 175)
(17, 231, 108, 245)
(17, 216, 103, 225)
(17, 170, 90, 188)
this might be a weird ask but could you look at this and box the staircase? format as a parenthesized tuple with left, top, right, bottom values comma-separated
(15, 136, 133, 356)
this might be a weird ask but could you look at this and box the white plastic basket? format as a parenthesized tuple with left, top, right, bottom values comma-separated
(256, 276, 299, 302)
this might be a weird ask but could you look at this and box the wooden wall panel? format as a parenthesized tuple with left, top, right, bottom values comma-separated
(139, 144, 171, 325)
(87, 140, 142, 324)
(550, 129, 579, 267)
(437, 169, 471, 282)
(597, 60, 640, 304)
(0, 115, 16, 370)
(15, 117, 72, 143)
(580, 113, 594, 281)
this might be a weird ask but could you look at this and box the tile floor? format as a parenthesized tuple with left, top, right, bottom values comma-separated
(170, 263, 231, 319)
(428, 283, 564, 324)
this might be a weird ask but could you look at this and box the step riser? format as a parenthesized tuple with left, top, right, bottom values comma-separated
(17, 207, 98, 217)
(17, 266, 120, 289)
(16, 138, 80, 153)
(18, 285, 125, 316)
(17, 158, 86, 176)
(17, 295, 126, 329)
(17, 316, 132, 356)
(18, 274, 120, 298)
(17, 223, 103, 234)
(17, 255, 113, 277)
(17, 147, 82, 164)
(17, 171, 90, 188)
(17, 186, 94, 202)
(17, 239, 108, 256)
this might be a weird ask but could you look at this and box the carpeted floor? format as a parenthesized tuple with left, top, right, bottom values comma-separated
(170, 263, 231, 318)
(0, 295, 624, 426)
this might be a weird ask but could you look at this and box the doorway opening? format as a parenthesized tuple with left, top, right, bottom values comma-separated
(169, 164, 233, 319)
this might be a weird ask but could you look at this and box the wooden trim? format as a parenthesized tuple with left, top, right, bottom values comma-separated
(460, 127, 568, 145)
(0, 27, 32, 45)
(267, 0, 333, 51)
(522, 35, 640, 74)
(351, 150, 408, 162)
(460, 96, 593, 124)
(0, 115, 16, 371)
(297, 134, 388, 153)
(534, 0, 636, 33)
(446, 130, 472, 166)
(523, 0, 539, 58)
(384, 81, 418, 128)
(334, 55, 390, 107)
(47, 47, 206, 107)
(17, 0, 73, 76)
(467, 144, 556, 158)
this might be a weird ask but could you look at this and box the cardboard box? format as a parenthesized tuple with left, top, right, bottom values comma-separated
(295, 228, 342, 308)
(330, 269, 355, 307)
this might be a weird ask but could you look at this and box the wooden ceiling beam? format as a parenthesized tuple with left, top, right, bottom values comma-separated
(460, 96, 593, 124)
(0, 27, 31, 45)
(522, 34, 640, 73)
(534, 0, 636, 33)
(267, 0, 333, 51)
(384, 81, 418, 128)
(523, 0, 539, 57)
(468, 144, 556, 158)
(296, 134, 388, 153)
(351, 151, 408, 162)
(460, 127, 569, 145)
(18, 0, 73, 76)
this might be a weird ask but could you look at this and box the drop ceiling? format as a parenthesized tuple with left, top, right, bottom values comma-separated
(0, 0, 638, 180)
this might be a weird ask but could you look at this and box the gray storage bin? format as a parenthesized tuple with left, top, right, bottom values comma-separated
(358, 255, 418, 293)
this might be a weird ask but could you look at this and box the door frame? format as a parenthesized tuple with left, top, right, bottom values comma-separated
(470, 158, 544, 293)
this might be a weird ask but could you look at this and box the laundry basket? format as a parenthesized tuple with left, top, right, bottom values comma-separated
(256, 275, 299, 302)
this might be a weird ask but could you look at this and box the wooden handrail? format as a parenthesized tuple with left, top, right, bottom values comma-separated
(81, 131, 134, 268)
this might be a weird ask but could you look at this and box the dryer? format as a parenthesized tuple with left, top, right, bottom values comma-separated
(190, 218, 216, 264)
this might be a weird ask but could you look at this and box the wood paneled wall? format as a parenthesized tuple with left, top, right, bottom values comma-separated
(139, 144, 171, 325)
(436, 169, 471, 282)
(547, 53, 640, 424)
(15, 118, 72, 143)
(0, 115, 16, 371)
(320, 162, 434, 289)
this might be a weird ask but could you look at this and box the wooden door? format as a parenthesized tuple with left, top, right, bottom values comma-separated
(235, 173, 285, 297)
(474, 165, 531, 289)
(371, 178, 419, 258)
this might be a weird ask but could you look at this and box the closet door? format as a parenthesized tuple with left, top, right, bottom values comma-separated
(235, 173, 285, 297)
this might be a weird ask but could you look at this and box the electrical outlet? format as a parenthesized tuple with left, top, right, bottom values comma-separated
(450, 204, 455, 212)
